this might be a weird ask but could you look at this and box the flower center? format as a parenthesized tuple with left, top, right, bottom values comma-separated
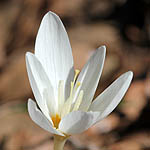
(51, 114, 61, 129)
(51, 69, 84, 128)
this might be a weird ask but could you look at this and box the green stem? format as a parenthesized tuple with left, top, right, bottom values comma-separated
(54, 135, 68, 150)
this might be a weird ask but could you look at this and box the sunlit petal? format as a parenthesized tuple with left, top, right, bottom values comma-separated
(35, 11, 74, 99)
(75, 46, 106, 111)
(89, 71, 133, 122)
(26, 52, 56, 117)
(59, 111, 100, 135)
(28, 99, 64, 136)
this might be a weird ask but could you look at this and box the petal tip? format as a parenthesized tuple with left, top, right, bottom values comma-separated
(25, 52, 30, 58)
(126, 71, 133, 80)
(26, 52, 34, 59)
(28, 99, 35, 109)
(98, 45, 106, 56)
(43, 11, 59, 22)
(128, 71, 133, 76)
(28, 98, 33, 104)
(101, 45, 106, 50)
(47, 11, 57, 16)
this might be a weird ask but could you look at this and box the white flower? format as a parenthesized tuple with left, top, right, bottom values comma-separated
(26, 11, 133, 137)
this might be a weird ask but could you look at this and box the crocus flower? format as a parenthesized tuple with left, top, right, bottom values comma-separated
(26, 11, 133, 150)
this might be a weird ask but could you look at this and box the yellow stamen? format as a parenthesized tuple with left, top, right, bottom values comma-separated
(72, 90, 84, 111)
(58, 80, 64, 114)
(51, 114, 61, 129)
(72, 81, 81, 101)
(60, 82, 74, 118)
(60, 81, 77, 118)
(74, 82, 81, 92)
(59, 69, 81, 118)
(60, 97, 71, 118)
(73, 69, 80, 83)
(70, 81, 74, 98)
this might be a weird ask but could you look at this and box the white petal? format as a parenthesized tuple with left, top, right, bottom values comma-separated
(76, 46, 106, 111)
(89, 71, 133, 122)
(58, 111, 100, 135)
(26, 52, 56, 117)
(28, 99, 64, 136)
(35, 11, 74, 98)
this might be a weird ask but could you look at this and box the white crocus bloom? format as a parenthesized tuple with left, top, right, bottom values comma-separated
(26, 11, 133, 150)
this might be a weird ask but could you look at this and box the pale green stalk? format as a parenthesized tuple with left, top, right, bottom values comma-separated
(54, 135, 68, 150)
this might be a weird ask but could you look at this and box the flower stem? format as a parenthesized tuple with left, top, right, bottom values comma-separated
(54, 135, 68, 150)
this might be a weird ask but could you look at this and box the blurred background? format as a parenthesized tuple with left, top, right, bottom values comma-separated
(0, 0, 150, 150)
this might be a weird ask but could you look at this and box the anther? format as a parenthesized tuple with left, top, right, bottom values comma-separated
(73, 69, 80, 83)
